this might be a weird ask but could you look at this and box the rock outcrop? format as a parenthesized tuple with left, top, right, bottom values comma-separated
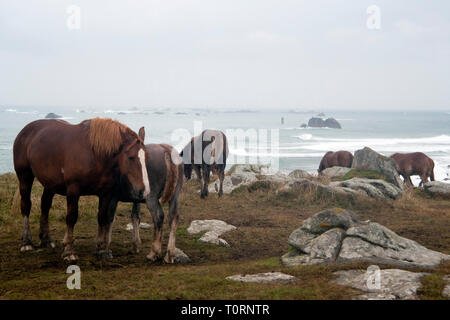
(320, 166, 351, 178)
(307, 117, 342, 129)
(208, 164, 294, 194)
(187, 220, 236, 247)
(280, 177, 402, 200)
(352, 147, 403, 189)
(333, 269, 428, 300)
(424, 181, 450, 195)
(282, 209, 450, 268)
(226, 272, 296, 284)
(329, 178, 403, 199)
(45, 112, 62, 119)
(288, 169, 311, 179)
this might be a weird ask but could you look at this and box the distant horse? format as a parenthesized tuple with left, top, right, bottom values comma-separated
(13, 118, 150, 262)
(120, 128, 184, 263)
(180, 130, 229, 198)
(390, 152, 435, 187)
(318, 151, 353, 173)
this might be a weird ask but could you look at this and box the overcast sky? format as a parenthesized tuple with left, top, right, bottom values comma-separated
(0, 1, 449, 111)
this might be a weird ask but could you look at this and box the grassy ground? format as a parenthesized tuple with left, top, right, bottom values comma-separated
(0, 172, 449, 300)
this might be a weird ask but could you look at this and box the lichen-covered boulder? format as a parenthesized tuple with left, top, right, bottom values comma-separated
(288, 169, 311, 179)
(282, 209, 450, 268)
(352, 147, 403, 189)
(329, 178, 403, 199)
(424, 181, 450, 195)
(320, 166, 351, 178)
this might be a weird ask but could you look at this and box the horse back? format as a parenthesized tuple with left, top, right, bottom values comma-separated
(14, 119, 93, 192)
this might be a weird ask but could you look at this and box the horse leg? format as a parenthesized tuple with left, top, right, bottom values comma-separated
(218, 168, 225, 197)
(39, 188, 56, 248)
(146, 197, 164, 262)
(18, 169, 34, 252)
(164, 198, 179, 264)
(131, 202, 142, 253)
(96, 195, 117, 260)
(194, 165, 202, 182)
(62, 186, 79, 262)
(420, 174, 429, 187)
(201, 165, 210, 198)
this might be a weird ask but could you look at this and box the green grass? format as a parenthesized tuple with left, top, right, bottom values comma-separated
(334, 169, 390, 182)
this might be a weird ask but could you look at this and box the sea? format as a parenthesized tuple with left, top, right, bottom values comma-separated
(1, 107, 449, 186)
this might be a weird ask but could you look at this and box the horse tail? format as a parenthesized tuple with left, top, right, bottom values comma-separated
(11, 187, 21, 215)
(160, 151, 180, 204)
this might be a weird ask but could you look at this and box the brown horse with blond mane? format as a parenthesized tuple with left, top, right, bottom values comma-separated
(13, 118, 150, 262)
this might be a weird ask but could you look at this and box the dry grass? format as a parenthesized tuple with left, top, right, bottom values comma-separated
(0, 173, 449, 300)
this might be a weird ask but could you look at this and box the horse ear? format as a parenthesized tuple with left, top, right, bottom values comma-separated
(138, 127, 145, 141)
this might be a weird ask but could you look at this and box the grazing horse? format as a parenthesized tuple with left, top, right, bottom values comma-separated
(390, 152, 435, 187)
(120, 128, 184, 263)
(180, 129, 229, 198)
(13, 118, 150, 262)
(318, 150, 353, 173)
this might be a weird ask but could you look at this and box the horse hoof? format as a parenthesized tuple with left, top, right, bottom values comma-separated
(20, 245, 33, 252)
(145, 252, 161, 262)
(163, 254, 174, 264)
(63, 254, 78, 263)
(40, 241, 56, 249)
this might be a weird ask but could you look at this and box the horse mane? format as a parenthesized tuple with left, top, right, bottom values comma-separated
(86, 118, 138, 158)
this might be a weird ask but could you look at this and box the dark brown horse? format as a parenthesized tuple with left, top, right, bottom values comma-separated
(13, 118, 150, 262)
(120, 128, 184, 263)
(390, 152, 435, 187)
(180, 129, 229, 198)
(318, 150, 353, 173)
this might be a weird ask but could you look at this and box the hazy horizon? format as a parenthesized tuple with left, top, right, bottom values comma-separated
(1, 1, 449, 111)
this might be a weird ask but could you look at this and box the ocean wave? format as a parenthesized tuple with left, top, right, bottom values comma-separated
(4, 109, 38, 114)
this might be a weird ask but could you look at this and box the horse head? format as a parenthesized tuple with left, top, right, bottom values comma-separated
(116, 126, 150, 200)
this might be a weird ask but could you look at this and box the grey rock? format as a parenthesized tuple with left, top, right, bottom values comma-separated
(300, 208, 359, 234)
(173, 248, 190, 264)
(187, 219, 236, 247)
(424, 181, 450, 195)
(324, 118, 342, 129)
(208, 172, 258, 194)
(283, 209, 450, 268)
(329, 178, 403, 199)
(333, 269, 428, 300)
(226, 272, 296, 284)
(259, 172, 292, 184)
(288, 228, 317, 252)
(209, 164, 294, 194)
(45, 112, 62, 119)
(305, 228, 346, 260)
(338, 223, 450, 267)
(281, 250, 325, 266)
(126, 222, 151, 231)
(352, 147, 403, 189)
(320, 166, 351, 178)
(288, 169, 311, 179)
(228, 164, 270, 175)
(308, 117, 342, 129)
(280, 177, 400, 200)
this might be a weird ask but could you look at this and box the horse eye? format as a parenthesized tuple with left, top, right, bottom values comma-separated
(129, 156, 135, 161)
